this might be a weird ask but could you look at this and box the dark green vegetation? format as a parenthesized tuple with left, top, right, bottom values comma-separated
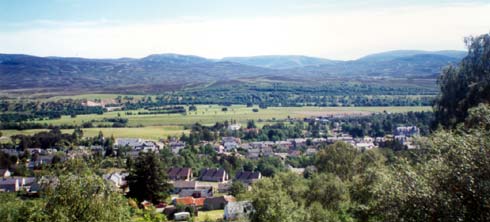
(434, 34, 490, 128)
(127, 152, 172, 204)
(0, 50, 462, 95)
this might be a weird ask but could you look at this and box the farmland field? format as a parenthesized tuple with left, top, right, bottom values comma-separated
(32, 105, 431, 127)
(1, 105, 431, 141)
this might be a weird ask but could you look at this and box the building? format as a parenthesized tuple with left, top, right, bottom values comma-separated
(103, 172, 128, 189)
(173, 196, 206, 208)
(169, 141, 186, 154)
(235, 171, 262, 184)
(227, 124, 241, 131)
(199, 168, 229, 182)
(167, 168, 193, 181)
(0, 177, 37, 192)
(0, 169, 11, 178)
(204, 195, 236, 210)
(179, 186, 213, 198)
(224, 201, 254, 221)
(395, 126, 420, 137)
(115, 138, 162, 152)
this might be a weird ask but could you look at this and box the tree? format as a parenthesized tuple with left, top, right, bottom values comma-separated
(306, 173, 349, 211)
(434, 33, 490, 128)
(374, 104, 490, 221)
(249, 178, 306, 222)
(127, 152, 172, 203)
(314, 142, 360, 180)
(229, 181, 246, 197)
(43, 173, 131, 222)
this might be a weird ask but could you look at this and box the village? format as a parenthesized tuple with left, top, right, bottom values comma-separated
(0, 114, 421, 221)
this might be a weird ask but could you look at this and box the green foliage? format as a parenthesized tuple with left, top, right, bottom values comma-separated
(43, 173, 131, 222)
(0, 193, 46, 222)
(307, 173, 349, 211)
(133, 207, 167, 222)
(229, 181, 246, 197)
(374, 104, 490, 221)
(434, 33, 490, 128)
(315, 142, 360, 180)
(249, 177, 306, 222)
(127, 152, 172, 203)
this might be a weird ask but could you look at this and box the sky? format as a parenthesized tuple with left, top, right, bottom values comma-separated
(0, 0, 489, 60)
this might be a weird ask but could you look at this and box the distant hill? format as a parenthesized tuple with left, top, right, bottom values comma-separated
(297, 53, 463, 77)
(221, 55, 339, 69)
(358, 50, 466, 62)
(0, 50, 467, 93)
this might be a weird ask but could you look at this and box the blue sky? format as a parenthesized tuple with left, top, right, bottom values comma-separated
(1, 0, 489, 59)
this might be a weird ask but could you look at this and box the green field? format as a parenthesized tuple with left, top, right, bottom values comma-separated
(33, 105, 431, 127)
(195, 210, 224, 221)
(1, 105, 431, 141)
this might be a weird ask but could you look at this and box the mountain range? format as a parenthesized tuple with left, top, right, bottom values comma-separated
(0, 50, 466, 93)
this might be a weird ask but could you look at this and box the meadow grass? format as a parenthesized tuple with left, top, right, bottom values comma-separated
(33, 105, 431, 127)
(2, 105, 431, 141)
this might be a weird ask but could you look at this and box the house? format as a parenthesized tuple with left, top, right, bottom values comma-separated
(0, 169, 11, 178)
(115, 138, 162, 152)
(395, 126, 420, 137)
(275, 141, 293, 149)
(222, 137, 241, 144)
(103, 172, 128, 189)
(28, 155, 56, 169)
(174, 196, 206, 208)
(263, 147, 274, 157)
(235, 171, 262, 184)
(224, 201, 254, 221)
(0, 178, 19, 192)
(1, 149, 20, 157)
(355, 142, 376, 151)
(222, 137, 241, 151)
(288, 138, 308, 147)
(247, 148, 261, 159)
(169, 141, 186, 154)
(172, 181, 198, 193)
(179, 186, 213, 198)
(204, 195, 236, 210)
(168, 168, 193, 181)
(0, 177, 37, 192)
(287, 150, 301, 157)
(199, 168, 228, 182)
(223, 142, 239, 151)
(227, 124, 241, 131)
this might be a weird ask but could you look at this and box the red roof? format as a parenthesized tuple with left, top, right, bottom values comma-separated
(175, 196, 205, 207)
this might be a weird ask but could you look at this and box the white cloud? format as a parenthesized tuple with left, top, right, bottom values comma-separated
(0, 3, 489, 59)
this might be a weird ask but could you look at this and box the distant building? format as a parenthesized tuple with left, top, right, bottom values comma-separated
(115, 138, 162, 152)
(199, 168, 229, 182)
(167, 168, 193, 181)
(103, 172, 128, 190)
(235, 171, 262, 184)
(168, 140, 186, 154)
(227, 124, 241, 131)
(204, 195, 236, 210)
(395, 126, 420, 137)
(0, 169, 11, 178)
(224, 201, 254, 221)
